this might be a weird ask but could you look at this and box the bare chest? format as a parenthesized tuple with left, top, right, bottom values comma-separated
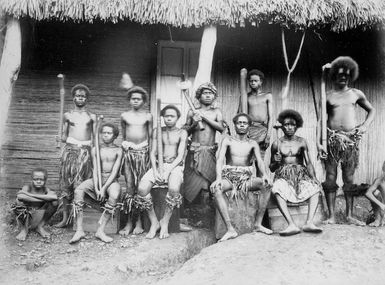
(68, 112, 93, 127)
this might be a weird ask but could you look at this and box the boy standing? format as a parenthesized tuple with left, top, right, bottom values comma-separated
(183, 82, 224, 203)
(119, 86, 153, 236)
(239, 69, 273, 157)
(56, 84, 96, 227)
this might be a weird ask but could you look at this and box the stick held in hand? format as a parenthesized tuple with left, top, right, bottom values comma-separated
(57, 74, 65, 148)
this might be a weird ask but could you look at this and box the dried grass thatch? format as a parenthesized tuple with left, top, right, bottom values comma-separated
(1, 0, 385, 31)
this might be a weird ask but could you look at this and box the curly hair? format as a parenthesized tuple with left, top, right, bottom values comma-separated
(161, 104, 181, 118)
(277, 109, 304, 128)
(71, 84, 91, 98)
(126, 86, 149, 103)
(247, 69, 265, 81)
(195, 82, 217, 99)
(233, 113, 252, 125)
(100, 122, 119, 139)
(329, 56, 359, 82)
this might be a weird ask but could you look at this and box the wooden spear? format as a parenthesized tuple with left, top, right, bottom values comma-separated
(95, 115, 104, 193)
(57, 74, 65, 148)
(240, 68, 248, 114)
(157, 99, 164, 178)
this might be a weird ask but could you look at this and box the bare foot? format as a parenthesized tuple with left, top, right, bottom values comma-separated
(347, 216, 365, 226)
(132, 225, 144, 235)
(180, 223, 192, 232)
(368, 218, 382, 227)
(95, 230, 113, 243)
(54, 220, 68, 228)
(36, 225, 50, 238)
(254, 225, 273, 235)
(302, 222, 322, 233)
(119, 223, 133, 236)
(159, 219, 170, 239)
(219, 229, 238, 242)
(69, 230, 86, 244)
(16, 229, 28, 241)
(145, 222, 160, 239)
(323, 218, 336, 225)
(279, 224, 300, 236)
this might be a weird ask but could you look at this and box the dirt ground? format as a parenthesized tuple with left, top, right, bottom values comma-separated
(159, 224, 385, 285)
(0, 195, 380, 285)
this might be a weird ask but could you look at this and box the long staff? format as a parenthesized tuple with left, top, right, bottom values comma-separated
(179, 74, 205, 131)
(95, 115, 104, 191)
(321, 64, 330, 151)
(273, 122, 282, 153)
(157, 99, 164, 178)
(240, 68, 248, 113)
(57, 74, 65, 148)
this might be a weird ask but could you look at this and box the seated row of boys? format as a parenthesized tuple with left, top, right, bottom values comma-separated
(12, 58, 382, 242)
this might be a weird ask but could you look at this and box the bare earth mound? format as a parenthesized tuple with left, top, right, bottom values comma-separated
(158, 225, 385, 285)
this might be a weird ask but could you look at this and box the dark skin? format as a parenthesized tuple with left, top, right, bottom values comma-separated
(120, 92, 153, 236)
(137, 108, 188, 239)
(16, 171, 58, 241)
(55, 88, 96, 228)
(70, 126, 123, 244)
(317, 65, 375, 226)
(270, 118, 322, 236)
(185, 89, 224, 146)
(238, 71, 273, 149)
(210, 115, 272, 242)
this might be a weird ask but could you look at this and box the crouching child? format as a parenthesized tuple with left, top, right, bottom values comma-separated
(12, 168, 58, 241)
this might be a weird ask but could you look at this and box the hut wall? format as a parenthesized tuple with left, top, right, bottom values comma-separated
(1, 22, 384, 201)
(214, 25, 385, 183)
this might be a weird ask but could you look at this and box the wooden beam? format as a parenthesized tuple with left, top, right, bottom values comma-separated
(0, 17, 21, 148)
(193, 25, 217, 91)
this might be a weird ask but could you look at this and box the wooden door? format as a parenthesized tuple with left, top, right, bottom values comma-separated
(152, 40, 200, 127)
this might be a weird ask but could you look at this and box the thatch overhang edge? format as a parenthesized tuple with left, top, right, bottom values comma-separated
(0, 0, 385, 32)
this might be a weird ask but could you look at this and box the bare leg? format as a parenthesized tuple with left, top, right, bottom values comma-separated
(159, 207, 172, 239)
(16, 217, 29, 241)
(119, 216, 133, 236)
(95, 212, 113, 243)
(252, 180, 273, 235)
(345, 193, 365, 226)
(36, 219, 50, 238)
(120, 171, 136, 236)
(159, 173, 183, 239)
(55, 197, 69, 228)
(323, 161, 338, 224)
(213, 185, 238, 242)
(275, 194, 300, 236)
(69, 188, 87, 244)
(133, 214, 144, 235)
(303, 194, 322, 233)
(146, 204, 160, 239)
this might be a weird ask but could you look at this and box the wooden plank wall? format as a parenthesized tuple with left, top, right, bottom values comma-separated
(1, 22, 384, 201)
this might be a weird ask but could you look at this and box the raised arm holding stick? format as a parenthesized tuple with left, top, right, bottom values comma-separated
(178, 74, 205, 131)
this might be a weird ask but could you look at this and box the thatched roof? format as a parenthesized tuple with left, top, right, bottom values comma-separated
(1, 0, 385, 32)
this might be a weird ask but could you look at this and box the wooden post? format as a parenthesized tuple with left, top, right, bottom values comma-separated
(193, 25, 217, 92)
(157, 99, 164, 177)
(57, 74, 65, 148)
(0, 17, 21, 148)
(95, 115, 104, 191)
(240, 68, 248, 113)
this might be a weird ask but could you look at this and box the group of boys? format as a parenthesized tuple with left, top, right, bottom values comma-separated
(13, 55, 384, 243)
